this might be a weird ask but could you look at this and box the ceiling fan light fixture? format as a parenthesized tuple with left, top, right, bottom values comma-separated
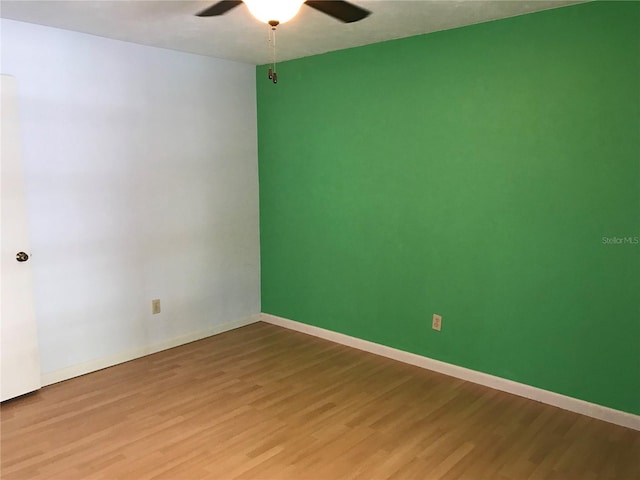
(243, 0, 305, 25)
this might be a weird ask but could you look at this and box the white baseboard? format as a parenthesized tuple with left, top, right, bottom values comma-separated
(261, 313, 640, 431)
(41, 314, 261, 387)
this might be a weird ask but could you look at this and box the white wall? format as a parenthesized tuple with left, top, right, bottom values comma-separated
(1, 19, 261, 379)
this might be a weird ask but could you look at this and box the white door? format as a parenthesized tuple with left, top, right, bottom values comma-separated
(1, 74, 41, 401)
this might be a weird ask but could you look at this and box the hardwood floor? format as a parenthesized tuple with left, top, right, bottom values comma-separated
(1, 322, 638, 479)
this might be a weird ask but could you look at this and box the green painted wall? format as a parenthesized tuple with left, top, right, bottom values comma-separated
(257, 1, 640, 415)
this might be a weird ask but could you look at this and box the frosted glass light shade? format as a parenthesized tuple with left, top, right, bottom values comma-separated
(243, 0, 305, 24)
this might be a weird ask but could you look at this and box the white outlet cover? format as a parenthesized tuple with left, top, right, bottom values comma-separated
(432, 314, 442, 331)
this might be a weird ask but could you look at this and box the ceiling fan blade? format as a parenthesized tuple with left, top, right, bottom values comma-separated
(304, 1, 371, 23)
(196, 0, 243, 17)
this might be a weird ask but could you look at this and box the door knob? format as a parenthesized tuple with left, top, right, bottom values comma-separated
(16, 252, 29, 262)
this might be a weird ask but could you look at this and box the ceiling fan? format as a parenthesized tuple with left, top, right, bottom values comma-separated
(196, 1, 372, 84)
(196, 1, 371, 25)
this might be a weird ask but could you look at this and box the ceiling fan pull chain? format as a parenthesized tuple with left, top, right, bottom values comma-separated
(272, 27, 278, 84)
(267, 27, 273, 79)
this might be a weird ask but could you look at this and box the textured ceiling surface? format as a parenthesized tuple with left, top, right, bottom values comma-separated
(1, 0, 582, 65)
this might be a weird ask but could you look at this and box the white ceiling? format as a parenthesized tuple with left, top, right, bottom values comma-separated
(1, 0, 583, 65)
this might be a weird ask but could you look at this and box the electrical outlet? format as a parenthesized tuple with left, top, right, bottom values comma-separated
(152, 299, 161, 315)
(432, 314, 442, 332)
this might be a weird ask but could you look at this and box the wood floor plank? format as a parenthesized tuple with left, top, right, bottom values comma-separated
(2, 322, 638, 479)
